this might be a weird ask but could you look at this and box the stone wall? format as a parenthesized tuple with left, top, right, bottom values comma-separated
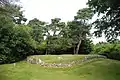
(27, 55, 107, 68)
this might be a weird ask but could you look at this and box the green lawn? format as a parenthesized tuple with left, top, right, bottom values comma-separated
(0, 55, 120, 80)
(28, 55, 85, 63)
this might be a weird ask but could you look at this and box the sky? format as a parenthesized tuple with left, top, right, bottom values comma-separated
(20, 0, 88, 22)
(20, 0, 106, 44)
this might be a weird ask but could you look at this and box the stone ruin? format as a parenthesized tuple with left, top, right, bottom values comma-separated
(27, 55, 107, 68)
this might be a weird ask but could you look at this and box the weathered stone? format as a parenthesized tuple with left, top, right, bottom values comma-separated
(27, 55, 107, 68)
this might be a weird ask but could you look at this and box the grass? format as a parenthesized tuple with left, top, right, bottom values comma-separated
(28, 55, 85, 63)
(0, 55, 120, 80)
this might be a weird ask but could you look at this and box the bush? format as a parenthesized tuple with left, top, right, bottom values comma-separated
(0, 16, 38, 64)
(79, 39, 93, 54)
(91, 42, 120, 60)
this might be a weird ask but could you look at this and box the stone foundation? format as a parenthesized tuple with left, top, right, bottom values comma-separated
(27, 55, 107, 68)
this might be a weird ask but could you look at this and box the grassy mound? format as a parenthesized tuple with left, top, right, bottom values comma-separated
(28, 55, 85, 63)
(0, 55, 120, 80)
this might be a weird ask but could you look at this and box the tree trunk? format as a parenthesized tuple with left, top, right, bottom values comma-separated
(75, 39, 82, 54)
(46, 40, 48, 55)
(46, 51, 47, 55)
(74, 47, 76, 54)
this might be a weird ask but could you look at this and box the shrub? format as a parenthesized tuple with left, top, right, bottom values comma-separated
(91, 42, 120, 60)
(0, 16, 38, 64)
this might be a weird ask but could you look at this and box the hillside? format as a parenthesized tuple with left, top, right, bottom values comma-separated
(0, 55, 120, 80)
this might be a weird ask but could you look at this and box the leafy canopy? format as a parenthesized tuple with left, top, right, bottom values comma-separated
(88, 0, 120, 42)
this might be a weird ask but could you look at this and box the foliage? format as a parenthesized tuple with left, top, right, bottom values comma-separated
(91, 42, 120, 60)
(0, 15, 37, 63)
(0, 0, 18, 4)
(0, 2, 27, 25)
(79, 39, 93, 54)
(21, 10, 93, 55)
(88, 0, 120, 41)
(0, 3, 35, 63)
(28, 18, 45, 43)
(67, 8, 93, 54)
(44, 18, 72, 54)
(0, 1, 94, 63)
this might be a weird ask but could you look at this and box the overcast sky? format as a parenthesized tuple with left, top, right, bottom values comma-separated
(20, 0, 106, 44)
(20, 0, 88, 22)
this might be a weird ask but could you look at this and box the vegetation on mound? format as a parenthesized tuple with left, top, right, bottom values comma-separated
(27, 55, 106, 68)
(0, 59, 120, 80)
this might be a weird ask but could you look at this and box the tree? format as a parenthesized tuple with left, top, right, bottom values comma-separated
(68, 8, 93, 54)
(0, 0, 19, 14)
(28, 18, 46, 43)
(44, 18, 63, 54)
(0, 3, 37, 63)
(79, 39, 93, 54)
(44, 18, 72, 54)
(87, 0, 120, 42)
(0, 0, 26, 25)
(0, 15, 37, 63)
(0, 0, 18, 4)
(0, 14, 33, 63)
(13, 7, 27, 24)
(0, 3, 27, 25)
